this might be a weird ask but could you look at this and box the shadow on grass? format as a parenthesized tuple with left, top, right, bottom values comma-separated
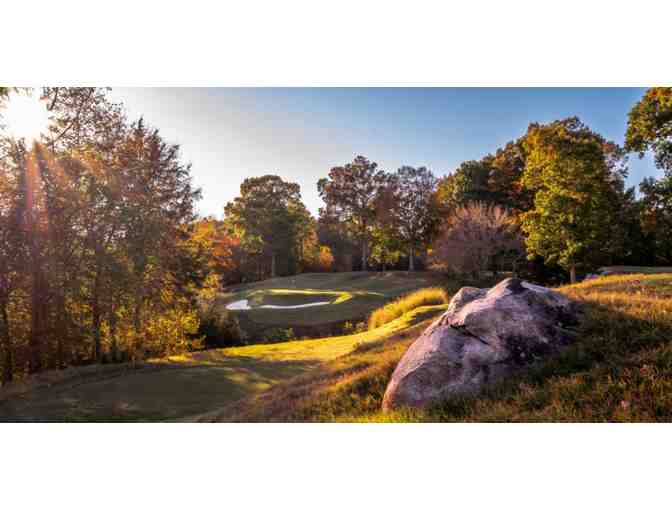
(214, 290, 672, 423)
(0, 355, 321, 423)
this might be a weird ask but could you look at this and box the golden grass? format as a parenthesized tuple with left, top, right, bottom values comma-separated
(196, 321, 429, 422)
(212, 274, 672, 422)
(367, 287, 449, 330)
(171, 303, 447, 365)
(0, 301, 449, 421)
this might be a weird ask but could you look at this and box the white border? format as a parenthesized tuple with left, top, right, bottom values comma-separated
(2, 2, 672, 509)
(2, 1, 671, 86)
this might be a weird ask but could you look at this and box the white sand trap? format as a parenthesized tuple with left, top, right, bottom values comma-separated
(226, 299, 252, 310)
(225, 299, 331, 311)
(259, 301, 331, 309)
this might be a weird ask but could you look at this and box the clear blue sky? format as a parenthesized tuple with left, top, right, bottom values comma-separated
(108, 88, 660, 218)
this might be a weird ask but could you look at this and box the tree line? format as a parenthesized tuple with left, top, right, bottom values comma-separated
(0, 88, 207, 383)
(204, 88, 672, 287)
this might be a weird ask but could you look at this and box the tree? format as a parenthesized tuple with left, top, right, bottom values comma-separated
(224, 175, 306, 278)
(625, 87, 672, 172)
(192, 218, 250, 285)
(623, 88, 672, 266)
(638, 176, 672, 264)
(0, 141, 28, 382)
(318, 156, 388, 271)
(487, 139, 533, 214)
(431, 202, 522, 277)
(521, 117, 623, 283)
(435, 160, 497, 213)
(316, 206, 357, 272)
(0, 88, 206, 381)
(369, 224, 403, 271)
(388, 166, 440, 270)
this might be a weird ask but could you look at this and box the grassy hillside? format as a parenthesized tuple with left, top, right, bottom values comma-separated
(0, 302, 447, 422)
(215, 271, 441, 336)
(600, 266, 672, 274)
(213, 273, 672, 422)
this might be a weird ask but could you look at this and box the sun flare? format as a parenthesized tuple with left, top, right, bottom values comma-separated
(1, 91, 51, 144)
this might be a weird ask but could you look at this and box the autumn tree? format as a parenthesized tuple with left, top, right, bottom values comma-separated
(638, 177, 672, 264)
(0, 88, 206, 381)
(624, 88, 672, 265)
(431, 202, 522, 277)
(521, 117, 624, 283)
(388, 166, 440, 270)
(316, 206, 358, 272)
(626, 87, 672, 172)
(487, 139, 533, 214)
(192, 218, 250, 284)
(318, 156, 388, 271)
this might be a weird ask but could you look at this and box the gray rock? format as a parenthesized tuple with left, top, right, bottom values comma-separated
(381, 278, 580, 411)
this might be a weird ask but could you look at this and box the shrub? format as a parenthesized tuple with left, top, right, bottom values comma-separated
(368, 287, 449, 330)
(199, 308, 248, 348)
(431, 202, 522, 277)
(261, 328, 296, 343)
(343, 320, 368, 335)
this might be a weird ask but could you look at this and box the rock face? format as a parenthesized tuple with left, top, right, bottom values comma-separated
(381, 278, 580, 412)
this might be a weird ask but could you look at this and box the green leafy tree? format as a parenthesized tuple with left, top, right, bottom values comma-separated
(487, 139, 533, 213)
(625, 87, 672, 172)
(638, 176, 672, 264)
(435, 160, 497, 213)
(224, 175, 306, 278)
(369, 224, 403, 271)
(521, 117, 623, 283)
(625, 88, 672, 266)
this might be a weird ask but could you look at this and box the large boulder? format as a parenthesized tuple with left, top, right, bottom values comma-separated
(382, 278, 580, 412)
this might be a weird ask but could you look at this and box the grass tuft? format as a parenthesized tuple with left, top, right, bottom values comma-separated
(367, 287, 449, 330)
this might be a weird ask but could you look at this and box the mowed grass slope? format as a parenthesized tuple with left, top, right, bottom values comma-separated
(216, 271, 440, 330)
(0, 301, 447, 422)
(213, 274, 672, 422)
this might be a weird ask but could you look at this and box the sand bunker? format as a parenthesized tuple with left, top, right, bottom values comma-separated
(225, 299, 331, 311)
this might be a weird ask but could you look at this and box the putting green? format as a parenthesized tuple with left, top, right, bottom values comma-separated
(216, 271, 440, 331)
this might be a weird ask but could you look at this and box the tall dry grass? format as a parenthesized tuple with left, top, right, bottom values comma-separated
(214, 274, 672, 423)
(368, 287, 449, 330)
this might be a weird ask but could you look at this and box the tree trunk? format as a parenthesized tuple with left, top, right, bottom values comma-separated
(361, 240, 367, 271)
(92, 264, 102, 362)
(569, 265, 577, 284)
(55, 291, 67, 369)
(271, 251, 277, 279)
(29, 268, 46, 374)
(0, 298, 13, 384)
(109, 303, 118, 363)
(408, 248, 415, 272)
(133, 293, 143, 360)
